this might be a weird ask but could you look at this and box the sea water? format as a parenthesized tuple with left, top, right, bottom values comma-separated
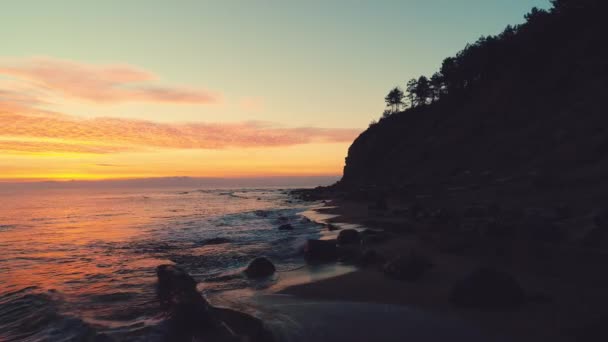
(0, 186, 330, 340)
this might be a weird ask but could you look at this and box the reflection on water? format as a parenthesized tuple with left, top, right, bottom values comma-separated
(0, 187, 329, 340)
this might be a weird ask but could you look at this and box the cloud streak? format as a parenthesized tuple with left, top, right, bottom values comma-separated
(0, 57, 220, 104)
(0, 111, 360, 154)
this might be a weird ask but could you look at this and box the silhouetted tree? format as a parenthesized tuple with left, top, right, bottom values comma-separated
(550, 0, 605, 13)
(406, 78, 418, 108)
(414, 76, 431, 106)
(380, 0, 601, 116)
(525, 7, 549, 21)
(429, 72, 444, 102)
(384, 87, 405, 114)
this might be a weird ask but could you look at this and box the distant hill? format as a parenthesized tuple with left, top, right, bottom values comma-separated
(339, 0, 608, 202)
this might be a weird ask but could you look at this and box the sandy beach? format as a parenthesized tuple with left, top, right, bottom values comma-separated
(270, 199, 608, 342)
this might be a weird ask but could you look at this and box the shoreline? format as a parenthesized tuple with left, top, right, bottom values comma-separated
(271, 197, 608, 342)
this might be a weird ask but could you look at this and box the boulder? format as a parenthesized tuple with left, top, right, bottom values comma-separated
(337, 245, 362, 263)
(155, 264, 274, 342)
(278, 223, 294, 231)
(383, 252, 433, 281)
(156, 264, 198, 300)
(305, 239, 337, 262)
(337, 229, 361, 245)
(244, 257, 276, 278)
(326, 223, 340, 231)
(357, 249, 385, 266)
(450, 267, 525, 309)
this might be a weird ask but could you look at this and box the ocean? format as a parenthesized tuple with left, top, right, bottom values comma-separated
(0, 186, 338, 341)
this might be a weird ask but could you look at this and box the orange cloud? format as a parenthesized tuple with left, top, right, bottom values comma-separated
(0, 57, 220, 104)
(0, 111, 360, 154)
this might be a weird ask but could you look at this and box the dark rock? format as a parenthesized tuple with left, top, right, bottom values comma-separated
(278, 216, 289, 222)
(300, 217, 312, 223)
(244, 257, 276, 278)
(383, 252, 433, 281)
(156, 264, 232, 340)
(326, 223, 340, 231)
(450, 267, 525, 309)
(358, 249, 385, 266)
(156, 264, 198, 303)
(278, 223, 294, 231)
(337, 245, 361, 263)
(203, 237, 231, 245)
(213, 307, 275, 342)
(305, 239, 337, 262)
(155, 264, 274, 341)
(337, 229, 360, 245)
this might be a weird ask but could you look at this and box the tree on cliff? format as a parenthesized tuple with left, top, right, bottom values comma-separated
(405, 76, 433, 107)
(406, 79, 418, 108)
(430, 72, 444, 103)
(413, 76, 431, 106)
(384, 87, 405, 114)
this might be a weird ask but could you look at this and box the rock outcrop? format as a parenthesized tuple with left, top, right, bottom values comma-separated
(337, 229, 360, 245)
(244, 257, 276, 278)
(156, 264, 274, 341)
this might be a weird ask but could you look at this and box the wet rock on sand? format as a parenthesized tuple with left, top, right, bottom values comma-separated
(337, 229, 360, 245)
(326, 223, 340, 231)
(156, 264, 274, 342)
(244, 257, 276, 278)
(357, 249, 385, 266)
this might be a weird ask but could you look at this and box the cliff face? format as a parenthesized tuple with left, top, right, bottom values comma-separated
(340, 3, 608, 194)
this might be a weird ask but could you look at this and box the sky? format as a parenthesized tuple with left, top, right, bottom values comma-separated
(0, 0, 550, 181)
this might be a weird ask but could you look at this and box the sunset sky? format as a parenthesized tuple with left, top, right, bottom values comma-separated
(0, 0, 549, 181)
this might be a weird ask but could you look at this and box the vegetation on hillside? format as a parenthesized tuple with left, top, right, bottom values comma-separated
(378, 0, 607, 122)
(344, 0, 608, 190)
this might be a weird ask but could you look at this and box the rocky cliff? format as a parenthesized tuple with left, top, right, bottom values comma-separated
(340, 0, 608, 200)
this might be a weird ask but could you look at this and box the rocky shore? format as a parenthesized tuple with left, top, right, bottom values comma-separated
(149, 186, 608, 341)
(282, 188, 608, 341)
